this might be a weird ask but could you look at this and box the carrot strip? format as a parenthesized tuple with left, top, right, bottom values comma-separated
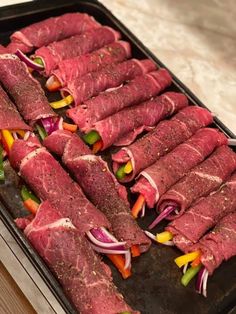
(106, 254, 131, 279)
(23, 199, 39, 215)
(131, 194, 145, 218)
(63, 122, 77, 133)
(92, 140, 103, 154)
(191, 254, 202, 268)
(131, 245, 141, 257)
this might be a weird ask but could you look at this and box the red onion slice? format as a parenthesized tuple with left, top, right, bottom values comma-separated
(90, 243, 128, 255)
(15, 49, 44, 71)
(196, 267, 206, 294)
(12, 132, 18, 140)
(23, 131, 31, 141)
(144, 230, 156, 241)
(87, 230, 126, 249)
(202, 270, 209, 297)
(141, 202, 146, 217)
(41, 117, 54, 134)
(148, 205, 176, 229)
(124, 250, 131, 270)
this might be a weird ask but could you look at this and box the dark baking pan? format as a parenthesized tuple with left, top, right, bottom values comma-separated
(0, 1, 235, 313)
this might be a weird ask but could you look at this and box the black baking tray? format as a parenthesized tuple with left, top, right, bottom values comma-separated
(0, 1, 235, 313)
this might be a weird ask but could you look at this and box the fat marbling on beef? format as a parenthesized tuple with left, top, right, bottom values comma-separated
(35, 26, 121, 76)
(90, 91, 187, 150)
(24, 200, 136, 314)
(0, 54, 56, 124)
(52, 40, 131, 86)
(0, 84, 31, 131)
(166, 172, 236, 252)
(9, 137, 109, 234)
(158, 145, 236, 220)
(44, 130, 151, 252)
(132, 128, 227, 208)
(62, 58, 156, 106)
(9, 12, 100, 53)
(68, 68, 172, 131)
(192, 212, 236, 275)
(112, 106, 213, 182)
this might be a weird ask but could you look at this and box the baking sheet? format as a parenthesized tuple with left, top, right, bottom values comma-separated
(0, 0, 235, 313)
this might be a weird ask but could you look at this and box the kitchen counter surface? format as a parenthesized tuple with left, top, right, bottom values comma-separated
(0, 0, 235, 312)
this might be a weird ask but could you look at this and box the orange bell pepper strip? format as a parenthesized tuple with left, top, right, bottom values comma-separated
(191, 254, 202, 268)
(106, 254, 131, 279)
(23, 199, 39, 215)
(62, 122, 77, 133)
(131, 194, 145, 218)
(131, 245, 141, 257)
(92, 140, 103, 154)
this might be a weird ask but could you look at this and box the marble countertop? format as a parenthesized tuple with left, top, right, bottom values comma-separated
(0, 0, 235, 312)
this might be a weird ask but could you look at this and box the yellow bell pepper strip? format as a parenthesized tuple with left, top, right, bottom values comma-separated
(191, 254, 202, 268)
(131, 194, 145, 218)
(36, 124, 47, 141)
(50, 95, 74, 109)
(124, 161, 133, 174)
(1, 130, 14, 154)
(181, 265, 202, 287)
(83, 130, 101, 145)
(156, 231, 173, 243)
(119, 312, 131, 314)
(107, 254, 131, 279)
(131, 245, 141, 257)
(92, 139, 103, 154)
(175, 250, 201, 268)
(0, 144, 4, 181)
(46, 75, 62, 92)
(62, 122, 77, 133)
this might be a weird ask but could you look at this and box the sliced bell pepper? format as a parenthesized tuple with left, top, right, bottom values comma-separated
(50, 95, 74, 109)
(181, 265, 202, 287)
(83, 130, 101, 145)
(106, 254, 131, 279)
(131, 245, 141, 257)
(46, 76, 61, 92)
(62, 122, 77, 133)
(115, 164, 126, 180)
(175, 250, 200, 268)
(1, 130, 14, 154)
(33, 57, 44, 66)
(156, 231, 173, 243)
(92, 139, 103, 154)
(124, 161, 133, 174)
(131, 194, 145, 218)
(191, 254, 202, 268)
(23, 198, 39, 214)
(21, 185, 40, 203)
(36, 124, 47, 141)
(0, 144, 4, 181)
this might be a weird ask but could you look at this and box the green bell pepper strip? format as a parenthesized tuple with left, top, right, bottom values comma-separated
(0, 144, 5, 181)
(83, 130, 101, 145)
(36, 124, 47, 141)
(181, 265, 202, 287)
(21, 185, 40, 203)
(115, 164, 126, 180)
(33, 57, 44, 66)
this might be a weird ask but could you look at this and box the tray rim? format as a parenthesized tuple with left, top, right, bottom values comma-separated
(0, 0, 235, 313)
